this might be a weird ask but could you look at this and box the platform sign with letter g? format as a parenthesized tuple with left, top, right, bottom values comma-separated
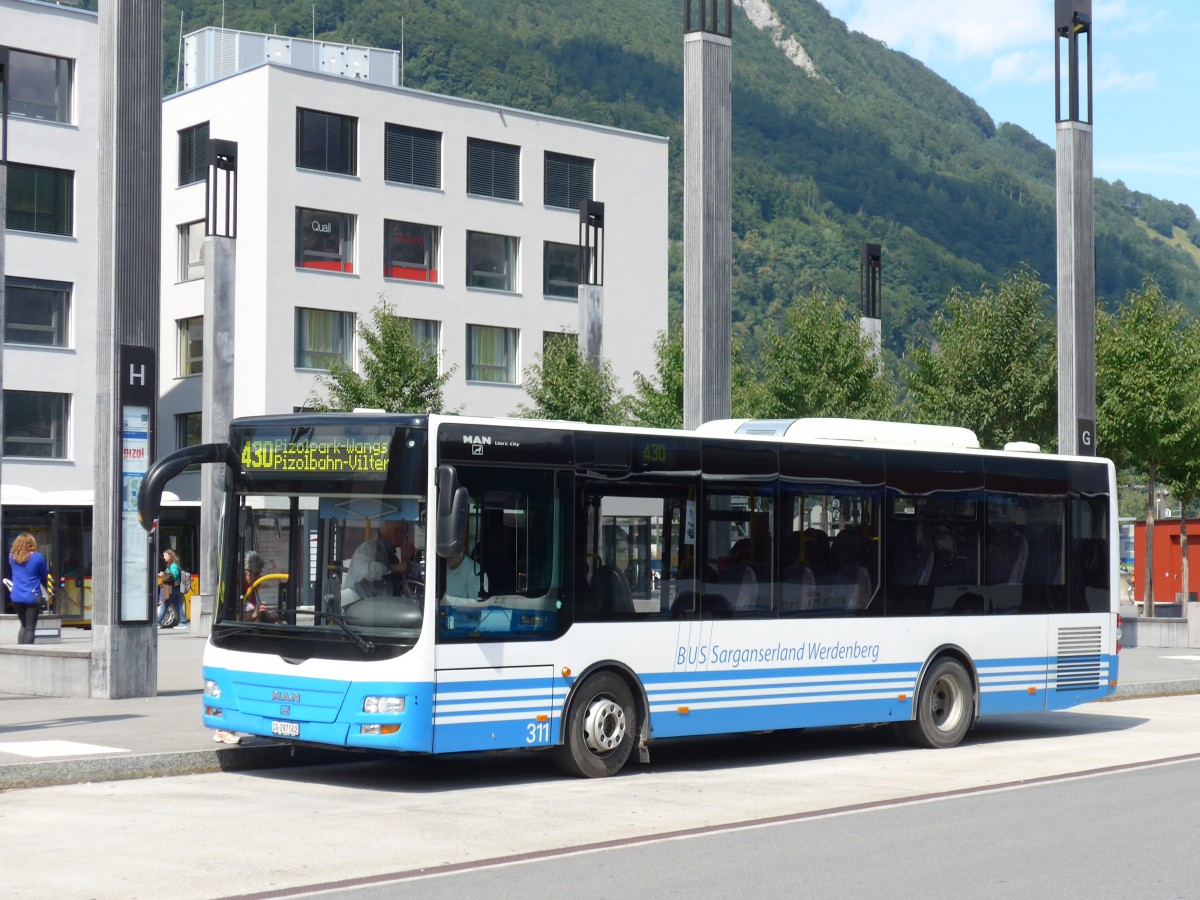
(1078, 418, 1096, 457)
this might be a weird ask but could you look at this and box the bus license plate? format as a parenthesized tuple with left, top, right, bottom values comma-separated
(271, 721, 300, 738)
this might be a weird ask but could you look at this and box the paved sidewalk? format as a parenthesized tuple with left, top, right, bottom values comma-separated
(2, 632, 1199, 792)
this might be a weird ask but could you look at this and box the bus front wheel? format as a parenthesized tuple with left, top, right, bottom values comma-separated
(902, 657, 973, 749)
(552, 672, 636, 778)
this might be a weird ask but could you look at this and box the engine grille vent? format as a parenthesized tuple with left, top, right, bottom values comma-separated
(1055, 626, 1103, 691)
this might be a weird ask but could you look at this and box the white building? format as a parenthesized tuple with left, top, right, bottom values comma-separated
(1, 0, 99, 623)
(0, 17, 668, 619)
(158, 28, 669, 466)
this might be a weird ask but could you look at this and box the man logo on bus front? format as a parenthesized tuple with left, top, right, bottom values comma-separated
(464, 434, 492, 455)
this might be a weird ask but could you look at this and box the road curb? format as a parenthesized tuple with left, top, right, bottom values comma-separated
(0, 743, 371, 792)
(1109, 680, 1200, 700)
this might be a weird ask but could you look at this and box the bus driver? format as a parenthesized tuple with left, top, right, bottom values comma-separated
(444, 548, 487, 601)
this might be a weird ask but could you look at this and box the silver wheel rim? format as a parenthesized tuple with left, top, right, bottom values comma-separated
(928, 673, 965, 733)
(582, 695, 626, 754)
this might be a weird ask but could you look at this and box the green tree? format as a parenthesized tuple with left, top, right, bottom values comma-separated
(309, 297, 455, 413)
(744, 288, 895, 420)
(905, 268, 1057, 450)
(1097, 279, 1200, 617)
(518, 332, 628, 425)
(1159, 454, 1200, 620)
(629, 329, 684, 429)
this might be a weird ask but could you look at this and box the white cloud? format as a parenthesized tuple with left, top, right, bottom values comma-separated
(987, 49, 1055, 86)
(832, 0, 1045, 62)
(1097, 150, 1200, 178)
(1093, 53, 1157, 92)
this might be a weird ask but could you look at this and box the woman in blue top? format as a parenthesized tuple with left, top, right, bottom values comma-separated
(8, 533, 49, 644)
(157, 549, 188, 628)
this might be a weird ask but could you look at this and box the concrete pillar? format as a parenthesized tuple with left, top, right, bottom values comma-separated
(198, 236, 236, 636)
(682, 6, 732, 430)
(1054, 1, 1096, 457)
(1055, 121, 1096, 456)
(91, 0, 162, 698)
(579, 284, 604, 365)
(1, 160, 7, 552)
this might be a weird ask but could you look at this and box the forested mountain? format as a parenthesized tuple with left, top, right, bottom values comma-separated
(159, 0, 1200, 358)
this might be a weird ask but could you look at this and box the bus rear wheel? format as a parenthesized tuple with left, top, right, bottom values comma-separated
(902, 657, 972, 749)
(552, 672, 636, 778)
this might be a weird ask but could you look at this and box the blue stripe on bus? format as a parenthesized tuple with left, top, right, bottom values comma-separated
(204, 653, 1118, 754)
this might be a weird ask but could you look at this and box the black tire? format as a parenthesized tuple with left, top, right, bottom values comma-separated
(160, 606, 178, 629)
(551, 671, 636, 778)
(902, 657, 973, 749)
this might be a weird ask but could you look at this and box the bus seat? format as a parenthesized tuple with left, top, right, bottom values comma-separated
(987, 527, 1028, 584)
(780, 564, 815, 612)
(834, 564, 872, 610)
(669, 590, 732, 620)
(718, 563, 758, 611)
(799, 528, 831, 577)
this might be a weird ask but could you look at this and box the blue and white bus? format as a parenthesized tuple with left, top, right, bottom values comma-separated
(138, 413, 1120, 777)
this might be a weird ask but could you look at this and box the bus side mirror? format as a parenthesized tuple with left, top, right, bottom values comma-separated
(139, 442, 237, 533)
(436, 465, 468, 558)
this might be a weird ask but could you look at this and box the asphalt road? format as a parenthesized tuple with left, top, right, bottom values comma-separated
(5, 693, 1200, 899)
(319, 758, 1200, 900)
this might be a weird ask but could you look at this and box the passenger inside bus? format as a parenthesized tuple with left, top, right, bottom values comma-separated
(575, 554, 635, 620)
(346, 519, 415, 599)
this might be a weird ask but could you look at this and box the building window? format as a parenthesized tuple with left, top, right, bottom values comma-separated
(544, 152, 593, 210)
(384, 220, 439, 282)
(467, 231, 519, 292)
(3, 390, 68, 458)
(466, 324, 519, 384)
(296, 208, 356, 274)
(296, 108, 357, 176)
(178, 122, 209, 187)
(178, 220, 206, 282)
(4, 277, 69, 347)
(6, 163, 73, 236)
(385, 124, 441, 188)
(407, 318, 441, 363)
(467, 138, 519, 200)
(6, 50, 72, 123)
(176, 412, 203, 450)
(544, 241, 582, 298)
(296, 308, 354, 370)
(178, 317, 203, 376)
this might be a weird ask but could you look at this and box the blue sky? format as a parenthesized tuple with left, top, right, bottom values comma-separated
(817, 0, 1200, 216)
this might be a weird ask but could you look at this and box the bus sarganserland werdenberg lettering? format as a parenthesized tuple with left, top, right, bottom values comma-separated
(138, 413, 1120, 777)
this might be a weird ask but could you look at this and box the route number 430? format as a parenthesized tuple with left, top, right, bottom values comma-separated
(526, 721, 550, 744)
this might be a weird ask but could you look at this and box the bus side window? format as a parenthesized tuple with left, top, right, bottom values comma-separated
(576, 483, 692, 621)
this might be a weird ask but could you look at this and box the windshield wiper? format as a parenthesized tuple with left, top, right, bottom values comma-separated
(312, 611, 376, 655)
(213, 620, 305, 640)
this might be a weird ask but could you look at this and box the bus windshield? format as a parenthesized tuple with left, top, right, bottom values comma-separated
(207, 415, 430, 651)
(220, 490, 426, 644)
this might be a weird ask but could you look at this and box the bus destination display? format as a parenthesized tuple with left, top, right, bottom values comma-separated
(240, 435, 390, 475)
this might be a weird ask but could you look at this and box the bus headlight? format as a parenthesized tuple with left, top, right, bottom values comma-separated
(363, 696, 405, 714)
(204, 680, 221, 699)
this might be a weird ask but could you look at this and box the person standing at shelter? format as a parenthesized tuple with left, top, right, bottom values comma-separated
(157, 549, 188, 628)
(8, 533, 49, 644)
